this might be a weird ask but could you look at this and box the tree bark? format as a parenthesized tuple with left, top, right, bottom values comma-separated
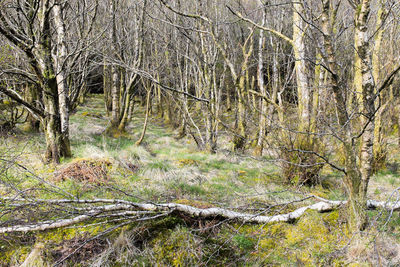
(255, 6, 267, 156)
(355, 0, 375, 231)
(37, 0, 70, 162)
(293, 0, 310, 131)
(53, 2, 71, 158)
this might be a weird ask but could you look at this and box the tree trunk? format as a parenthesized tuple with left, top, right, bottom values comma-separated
(38, 0, 71, 162)
(42, 79, 70, 163)
(255, 7, 267, 156)
(356, 0, 375, 231)
(110, 65, 121, 129)
(293, 0, 310, 131)
(321, 0, 374, 231)
(136, 86, 151, 146)
(372, 2, 388, 171)
(24, 84, 41, 132)
(53, 3, 71, 158)
(107, 0, 122, 134)
(104, 64, 113, 116)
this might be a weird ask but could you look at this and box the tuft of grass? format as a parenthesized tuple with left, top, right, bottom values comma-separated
(145, 161, 171, 172)
(169, 182, 206, 197)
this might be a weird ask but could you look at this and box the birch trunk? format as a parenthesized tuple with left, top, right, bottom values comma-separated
(293, 0, 310, 131)
(53, 3, 71, 158)
(372, 2, 387, 170)
(107, 0, 122, 133)
(356, 0, 375, 231)
(37, 0, 70, 162)
(255, 6, 267, 156)
(321, 0, 374, 231)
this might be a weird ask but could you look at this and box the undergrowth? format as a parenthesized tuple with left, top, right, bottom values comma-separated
(1, 95, 400, 266)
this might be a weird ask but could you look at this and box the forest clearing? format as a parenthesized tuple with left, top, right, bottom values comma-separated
(1, 0, 400, 266)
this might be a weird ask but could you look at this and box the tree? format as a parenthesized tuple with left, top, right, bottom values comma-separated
(318, 0, 400, 230)
(103, 0, 147, 135)
(0, 0, 71, 162)
(0, 0, 98, 163)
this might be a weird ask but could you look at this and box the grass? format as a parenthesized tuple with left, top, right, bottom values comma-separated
(2, 94, 400, 266)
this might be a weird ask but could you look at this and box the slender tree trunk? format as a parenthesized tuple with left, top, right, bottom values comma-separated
(293, 0, 310, 131)
(107, 0, 121, 133)
(53, 3, 71, 158)
(136, 85, 151, 146)
(104, 64, 112, 116)
(356, 0, 375, 231)
(372, 2, 388, 170)
(110, 65, 121, 129)
(321, 0, 374, 231)
(118, 70, 130, 132)
(233, 32, 254, 151)
(255, 7, 267, 156)
(271, 41, 281, 127)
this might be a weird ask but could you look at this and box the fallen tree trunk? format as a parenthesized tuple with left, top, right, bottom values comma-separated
(1, 197, 399, 234)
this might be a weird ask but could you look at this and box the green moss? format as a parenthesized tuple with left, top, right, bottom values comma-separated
(176, 158, 199, 167)
(152, 226, 201, 266)
(104, 126, 131, 139)
(0, 246, 27, 265)
(233, 234, 255, 251)
(229, 210, 350, 265)
(36, 224, 104, 244)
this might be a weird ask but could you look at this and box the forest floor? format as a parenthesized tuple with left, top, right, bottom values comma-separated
(1, 94, 400, 266)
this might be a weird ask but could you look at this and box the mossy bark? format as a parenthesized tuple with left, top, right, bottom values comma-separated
(372, 2, 388, 172)
(320, 0, 374, 232)
(24, 84, 41, 132)
(43, 77, 71, 163)
(38, 0, 71, 163)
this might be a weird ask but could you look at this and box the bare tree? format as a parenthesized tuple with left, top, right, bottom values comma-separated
(0, 0, 98, 163)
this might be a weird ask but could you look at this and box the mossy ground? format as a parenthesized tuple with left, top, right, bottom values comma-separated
(1, 94, 400, 266)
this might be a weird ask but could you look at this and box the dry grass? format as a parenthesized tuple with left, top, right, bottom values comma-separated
(3, 95, 400, 266)
(346, 233, 400, 266)
(54, 159, 112, 184)
(19, 243, 47, 267)
(90, 230, 142, 267)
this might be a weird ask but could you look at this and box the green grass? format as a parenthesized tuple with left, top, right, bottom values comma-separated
(145, 161, 172, 172)
(3, 94, 400, 266)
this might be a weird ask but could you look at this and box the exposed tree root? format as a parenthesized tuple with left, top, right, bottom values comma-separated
(1, 196, 399, 234)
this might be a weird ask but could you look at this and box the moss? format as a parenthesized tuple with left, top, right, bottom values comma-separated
(104, 126, 130, 139)
(233, 234, 255, 251)
(283, 210, 348, 264)
(2, 99, 11, 105)
(36, 224, 104, 244)
(2, 246, 32, 265)
(310, 185, 330, 198)
(152, 226, 201, 266)
(234, 210, 350, 265)
(176, 158, 199, 167)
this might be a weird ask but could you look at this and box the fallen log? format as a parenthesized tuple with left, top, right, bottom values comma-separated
(0, 197, 399, 234)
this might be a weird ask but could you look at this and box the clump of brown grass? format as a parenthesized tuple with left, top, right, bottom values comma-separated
(51, 235, 107, 265)
(54, 159, 112, 184)
(346, 233, 400, 266)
